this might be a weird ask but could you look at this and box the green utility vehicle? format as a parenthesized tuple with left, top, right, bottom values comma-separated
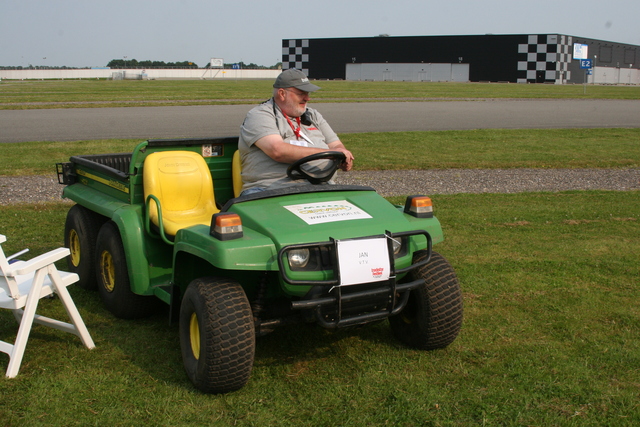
(57, 137, 462, 394)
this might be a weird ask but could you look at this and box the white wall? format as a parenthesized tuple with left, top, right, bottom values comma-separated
(0, 68, 280, 80)
(583, 67, 639, 85)
(594, 67, 640, 85)
(346, 63, 470, 82)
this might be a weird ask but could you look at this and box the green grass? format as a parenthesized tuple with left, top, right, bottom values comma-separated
(344, 128, 640, 170)
(0, 139, 140, 176)
(1, 190, 639, 426)
(2, 79, 640, 109)
(2, 76, 638, 425)
(1, 128, 639, 176)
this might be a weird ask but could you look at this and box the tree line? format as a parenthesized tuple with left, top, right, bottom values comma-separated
(107, 59, 281, 69)
(0, 65, 88, 70)
(1, 60, 282, 70)
(107, 59, 198, 68)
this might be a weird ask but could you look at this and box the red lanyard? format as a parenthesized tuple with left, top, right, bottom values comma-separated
(283, 114, 301, 140)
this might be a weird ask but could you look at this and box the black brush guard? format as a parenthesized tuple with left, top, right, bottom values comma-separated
(278, 230, 432, 329)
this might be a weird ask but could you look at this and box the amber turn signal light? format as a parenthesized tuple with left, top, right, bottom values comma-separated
(404, 195, 433, 218)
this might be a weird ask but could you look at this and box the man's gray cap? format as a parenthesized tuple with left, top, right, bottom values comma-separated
(273, 69, 321, 92)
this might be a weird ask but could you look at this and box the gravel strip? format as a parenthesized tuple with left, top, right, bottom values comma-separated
(335, 169, 640, 197)
(1, 169, 639, 205)
(0, 175, 70, 205)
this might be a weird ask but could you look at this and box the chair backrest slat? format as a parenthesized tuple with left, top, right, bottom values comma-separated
(0, 234, 22, 298)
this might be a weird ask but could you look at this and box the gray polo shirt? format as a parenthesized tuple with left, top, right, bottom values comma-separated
(238, 98, 339, 192)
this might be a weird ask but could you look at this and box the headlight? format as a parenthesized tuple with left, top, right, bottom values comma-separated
(390, 236, 408, 258)
(288, 248, 310, 269)
(391, 237, 402, 255)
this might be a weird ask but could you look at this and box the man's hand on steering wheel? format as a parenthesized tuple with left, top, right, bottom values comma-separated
(328, 145, 354, 172)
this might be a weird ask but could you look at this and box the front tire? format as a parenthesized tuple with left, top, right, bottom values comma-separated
(390, 251, 463, 350)
(95, 221, 156, 319)
(179, 277, 255, 394)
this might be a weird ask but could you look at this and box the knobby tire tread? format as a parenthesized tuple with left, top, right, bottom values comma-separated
(390, 251, 463, 350)
(181, 277, 255, 394)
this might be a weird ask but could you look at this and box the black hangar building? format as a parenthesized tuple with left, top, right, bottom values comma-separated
(281, 34, 639, 85)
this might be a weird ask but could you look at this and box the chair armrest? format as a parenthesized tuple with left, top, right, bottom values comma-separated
(12, 248, 70, 276)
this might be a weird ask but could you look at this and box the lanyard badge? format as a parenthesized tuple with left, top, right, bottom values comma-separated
(284, 114, 302, 139)
(284, 113, 314, 146)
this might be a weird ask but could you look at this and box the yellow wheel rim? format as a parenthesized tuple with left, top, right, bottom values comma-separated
(189, 313, 200, 360)
(100, 250, 116, 292)
(69, 229, 81, 267)
(400, 312, 415, 325)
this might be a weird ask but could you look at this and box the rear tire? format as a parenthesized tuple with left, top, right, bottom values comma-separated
(95, 221, 156, 319)
(390, 251, 463, 350)
(179, 277, 255, 394)
(64, 205, 105, 290)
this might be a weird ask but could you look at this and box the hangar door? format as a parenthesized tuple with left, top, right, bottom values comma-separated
(346, 63, 469, 82)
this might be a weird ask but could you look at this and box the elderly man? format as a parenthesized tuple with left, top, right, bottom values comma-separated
(238, 69, 354, 195)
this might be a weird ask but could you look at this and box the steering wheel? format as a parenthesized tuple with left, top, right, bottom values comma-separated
(287, 151, 347, 185)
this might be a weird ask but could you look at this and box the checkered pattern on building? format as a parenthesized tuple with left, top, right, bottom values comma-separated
(517, 34, 573, 83)
(282, 39, 310, 75)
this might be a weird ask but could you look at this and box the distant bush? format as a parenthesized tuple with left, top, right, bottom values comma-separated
(107, 59, 199, 68)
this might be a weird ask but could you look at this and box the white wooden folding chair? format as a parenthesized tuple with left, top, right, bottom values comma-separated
(0, 234, 95, 378)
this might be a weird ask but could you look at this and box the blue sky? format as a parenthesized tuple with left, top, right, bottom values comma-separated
(1, 0, 638, 68)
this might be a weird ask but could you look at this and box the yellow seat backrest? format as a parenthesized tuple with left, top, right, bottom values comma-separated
(143, 151, 219, 236)
(232, 150, 243, 197)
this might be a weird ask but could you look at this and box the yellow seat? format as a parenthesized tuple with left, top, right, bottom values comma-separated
(143, 151, 219, 237)
(232, 150, 243, 198)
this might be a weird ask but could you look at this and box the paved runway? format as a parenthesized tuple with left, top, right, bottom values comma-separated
(1, 99, 639, 143)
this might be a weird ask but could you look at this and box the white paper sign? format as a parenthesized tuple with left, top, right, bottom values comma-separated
(284, 200, 372, 225)
(337, 237, 390, 286)
(573, 43, 588, 60)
